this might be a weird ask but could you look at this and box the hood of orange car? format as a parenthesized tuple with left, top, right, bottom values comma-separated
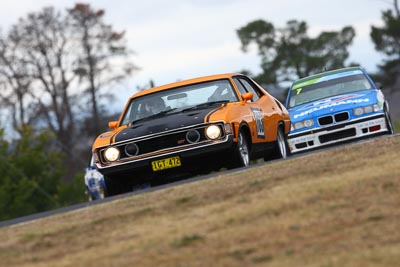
(114, 106, 222, 142)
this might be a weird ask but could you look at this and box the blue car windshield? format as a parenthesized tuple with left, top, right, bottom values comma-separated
(288, 74, 373, 108)
(120, 79, 239, 125)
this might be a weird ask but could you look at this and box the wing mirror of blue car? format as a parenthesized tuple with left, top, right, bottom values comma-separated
(375, 82, 383, 90)
(241, 92, 253, 104)
(108, 121, 118, 130)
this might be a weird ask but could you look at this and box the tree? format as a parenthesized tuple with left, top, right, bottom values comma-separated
(68, 3, 138, 135)
(0, 30, 33, 130)
(237, 19, 355, 85)
(0, 126, 66, 220)
(370, 0, 400, 89)
(6, 7, 78, 156)
(0, 125, 88, 220)
(0, 4, 138, 179)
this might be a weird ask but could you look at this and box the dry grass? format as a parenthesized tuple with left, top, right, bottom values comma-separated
(1, 136, 400, 267)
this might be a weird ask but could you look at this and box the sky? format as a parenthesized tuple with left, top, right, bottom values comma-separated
(0, 0, 393, 104)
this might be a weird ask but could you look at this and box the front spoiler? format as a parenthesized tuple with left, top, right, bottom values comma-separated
(288, 114, 389, 153)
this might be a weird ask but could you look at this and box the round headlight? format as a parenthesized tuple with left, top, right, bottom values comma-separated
(364, 105, 373, 113)
(304, 119, 314, 127)
(353, 107, 364, 116)
(294, 122, 304, 130)
(125, 143, 139, 156)
(205, 125, 222, 140)
(104, 147, 120, 162)
(186, 130, 200, 143)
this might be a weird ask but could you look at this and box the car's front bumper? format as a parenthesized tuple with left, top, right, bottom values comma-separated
(288, 114, 389, 153)
(96, 134, 235, 178)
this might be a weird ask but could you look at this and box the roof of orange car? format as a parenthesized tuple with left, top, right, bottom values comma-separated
(131, 72, 242, 99)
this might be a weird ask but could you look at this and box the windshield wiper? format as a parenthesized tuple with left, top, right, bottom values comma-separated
(182, 100, 229, 112)
(129, 108, 178, 125)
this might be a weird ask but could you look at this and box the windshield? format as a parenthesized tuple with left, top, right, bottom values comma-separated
(120, 79, 238, 125)
(288, 74, 373, 108)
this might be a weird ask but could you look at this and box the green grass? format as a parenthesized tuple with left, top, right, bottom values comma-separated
(0, 135, 399, 267)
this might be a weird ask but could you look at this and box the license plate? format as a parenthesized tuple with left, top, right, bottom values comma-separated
(151, 156, 181, 172)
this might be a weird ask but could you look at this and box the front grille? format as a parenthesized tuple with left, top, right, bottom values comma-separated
(100, 123, 226, 163)
(318, 112, 349, 126)
(318, 116, 333, 126)
(334, 112, 349, 122)
(137, 132, 190, 154)
(319, 128, 356, 144)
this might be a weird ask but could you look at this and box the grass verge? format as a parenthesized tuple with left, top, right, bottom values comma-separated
(1, 135, 399, 267)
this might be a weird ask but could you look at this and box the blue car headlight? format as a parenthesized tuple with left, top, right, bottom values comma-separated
(353, 104, 380, 116)
(292, 119, 314, 130)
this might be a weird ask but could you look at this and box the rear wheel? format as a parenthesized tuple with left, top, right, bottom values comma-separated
(269, 127, 290, 160)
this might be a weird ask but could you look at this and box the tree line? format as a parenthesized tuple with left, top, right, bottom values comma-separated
(237, 0, 400, 93)
(0, 3, 136, 220)
(0, 1, 399, 220)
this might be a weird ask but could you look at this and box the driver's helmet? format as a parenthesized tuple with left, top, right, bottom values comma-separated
(144, 97, 165, 114)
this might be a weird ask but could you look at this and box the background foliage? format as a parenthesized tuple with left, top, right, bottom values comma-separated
(0, 127, 86, 221)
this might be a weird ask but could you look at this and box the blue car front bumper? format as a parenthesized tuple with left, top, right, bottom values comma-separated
(288, 114, 389, 153)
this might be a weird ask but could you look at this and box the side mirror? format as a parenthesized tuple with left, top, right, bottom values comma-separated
(375, 82, 383, 90)
(108, 121, 118, 130)
(241, 92, 253, 103)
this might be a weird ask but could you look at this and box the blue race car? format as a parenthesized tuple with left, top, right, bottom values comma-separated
(84, 157, 106, 201)
(285, 66, 394, 153)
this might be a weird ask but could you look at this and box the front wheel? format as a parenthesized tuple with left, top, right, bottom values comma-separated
(384, 106, 394, 135)
(231, 131, 250, 168)
(104, 176, 123, 197)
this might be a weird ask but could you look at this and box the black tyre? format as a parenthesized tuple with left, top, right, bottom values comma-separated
(86, 186, 93, 202)
(384, 106, 394, 135)
(270, 126, 290, 160)
(98, 185, 106, 200)
(104, 176, 122, 197)
(232, 131, 250, 168)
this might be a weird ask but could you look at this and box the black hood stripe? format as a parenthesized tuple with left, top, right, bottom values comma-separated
(111, 130, 120, 144)
(206, 103, 226, 122)
(114, 106, 222, 143)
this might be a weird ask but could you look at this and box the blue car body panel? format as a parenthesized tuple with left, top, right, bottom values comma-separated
(291, 91, 376, 122)
(84, 167, 106, 201)
(285, 67, 391, 153)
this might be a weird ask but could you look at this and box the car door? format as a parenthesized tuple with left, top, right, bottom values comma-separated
(233, 76, 277, 142)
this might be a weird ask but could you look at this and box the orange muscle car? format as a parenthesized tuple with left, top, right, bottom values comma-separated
(92, 73, 291, 196)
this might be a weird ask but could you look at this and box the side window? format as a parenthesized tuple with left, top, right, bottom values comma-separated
(239, 78, 260, 101)
(233, 78, 247, 96)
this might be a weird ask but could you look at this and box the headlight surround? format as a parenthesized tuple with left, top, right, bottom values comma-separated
(125, 143, 139, 157)
(104, 146, 120, 162)
(293, 119, 314, 130)
(205, 125, 222, 140)
(353, 104, 379, 116)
